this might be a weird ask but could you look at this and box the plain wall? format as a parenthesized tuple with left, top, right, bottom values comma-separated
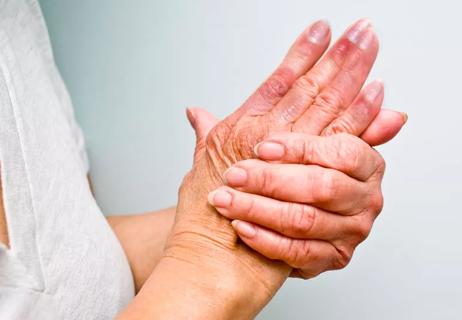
(40, 0, 462, 319)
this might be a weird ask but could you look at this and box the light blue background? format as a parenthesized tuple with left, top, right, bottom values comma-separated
(40, 1, 462, 319)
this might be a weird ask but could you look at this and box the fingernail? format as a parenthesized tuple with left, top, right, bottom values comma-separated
(358, 28, 375, 50)
(231, 220, 257, 238)
(208, 189, 232, 208)
(307, 20, 330, 44)
(364, 79, 384, 102)
(254, 141, 285, 160)
(401, 112, 408, 124)
(224, 167, 248, 187)
(346, 18, 372, 45)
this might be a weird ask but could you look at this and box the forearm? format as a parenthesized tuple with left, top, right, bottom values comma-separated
(107, 207, 175, 292)
(116, 203, 271, 320)
(117, 255, 256, 319)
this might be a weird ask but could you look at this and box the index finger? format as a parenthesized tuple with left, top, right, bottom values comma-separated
(231, 20, 331, 118)
(254, 132, 382, 181)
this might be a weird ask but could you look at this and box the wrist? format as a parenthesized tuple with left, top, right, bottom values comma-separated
(154, 253, 262, 319)
(143, 156, 290, 319)
(164, 203, 289, 318)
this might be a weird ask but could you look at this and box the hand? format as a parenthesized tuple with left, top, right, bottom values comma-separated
(154, 19, 402, 319)
(209, 132, 387, 279)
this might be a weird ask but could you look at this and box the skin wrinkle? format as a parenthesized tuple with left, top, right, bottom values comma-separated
(293, 32, 379, 134)
(255, 67, 294, 112)
(243, 192, 258, 222)
(280, 201, 295, 236)
(219, 131, 391, 282)
(299, 205, 317, 238)
(119, 19, 406, 319)
(272, 73, 320, 124)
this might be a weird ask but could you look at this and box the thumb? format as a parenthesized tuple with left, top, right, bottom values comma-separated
(186, 107, 219, 143)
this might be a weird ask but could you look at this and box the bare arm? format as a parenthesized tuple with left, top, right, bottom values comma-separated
(107, 208, 175, 292)
(87, 174, 175, 292)
(115, 19, 405, 319)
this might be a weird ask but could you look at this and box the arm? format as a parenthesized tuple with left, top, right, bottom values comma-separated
(117, 19, 402, 319)
(106, 80, 404, 293)
(107, 207, 175, 292)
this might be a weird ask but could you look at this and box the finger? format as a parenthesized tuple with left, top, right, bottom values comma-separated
(360, 109, 408, 146)
(269, 19, 375, 124)
(293, 22, 379, 134)
(186, 107, 219, 141)
(231, 220, 349, 277)
(208, 186, 372, 240)
(254, 133, 381, 181)
(230, 20, 331, 119)
(224, 159, 367, 213)
(321, 79, 383, 138)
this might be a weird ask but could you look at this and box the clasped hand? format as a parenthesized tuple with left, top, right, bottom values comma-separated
(158, 18, 406, 319)
(209, 132, 385, 279)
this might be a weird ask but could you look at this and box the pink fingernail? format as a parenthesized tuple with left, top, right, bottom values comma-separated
(208, 189, 232, 208)
(231, 220, 257, 238)
(358, 28, 375, 50)
(307, 20, 330, 44)
(254, 141, 285, 160)
(346, 18, 372, 45)
(224, 167, 248, 187)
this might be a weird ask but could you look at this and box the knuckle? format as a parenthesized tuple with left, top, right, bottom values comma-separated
(230, 125, 264, 160)
(293, 75, 320, 99)
(243, 193, 258, 220)
(301, 138, 316, 164)
(344, 145, 361, 174)
(297, 269, 319, 280)
(354, 219, 373, 243)
(370, 192, 384, 214)
(313, 87, 345, 117)
(323, 120, 354, 137)
(374, 152, 386, 177)
(258, 70, 291, 105)
(259, 166, 276, 197)
(297, 269, 317, 280)
(280, 203, 293, 235)
(280, 100, 306, 122)
(284, 239, 312, 268)
(282, 203, 317, 237)
(330, 42, 349, 66)
(332, 246, 353, 270)
(332, 134, 363, 174)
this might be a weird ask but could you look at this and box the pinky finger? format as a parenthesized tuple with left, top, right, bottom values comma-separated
(231, 220, 347, 279)
(321, 79, 384, 138)
(360, 109, 408, 146)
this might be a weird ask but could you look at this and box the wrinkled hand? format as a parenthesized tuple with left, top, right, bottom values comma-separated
(165, 19, 405, 318)
(209, 132, 387, 279)
(199, 19, 400, 178)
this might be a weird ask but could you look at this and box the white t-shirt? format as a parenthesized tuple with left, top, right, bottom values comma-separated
(0, 0, 135, 318)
